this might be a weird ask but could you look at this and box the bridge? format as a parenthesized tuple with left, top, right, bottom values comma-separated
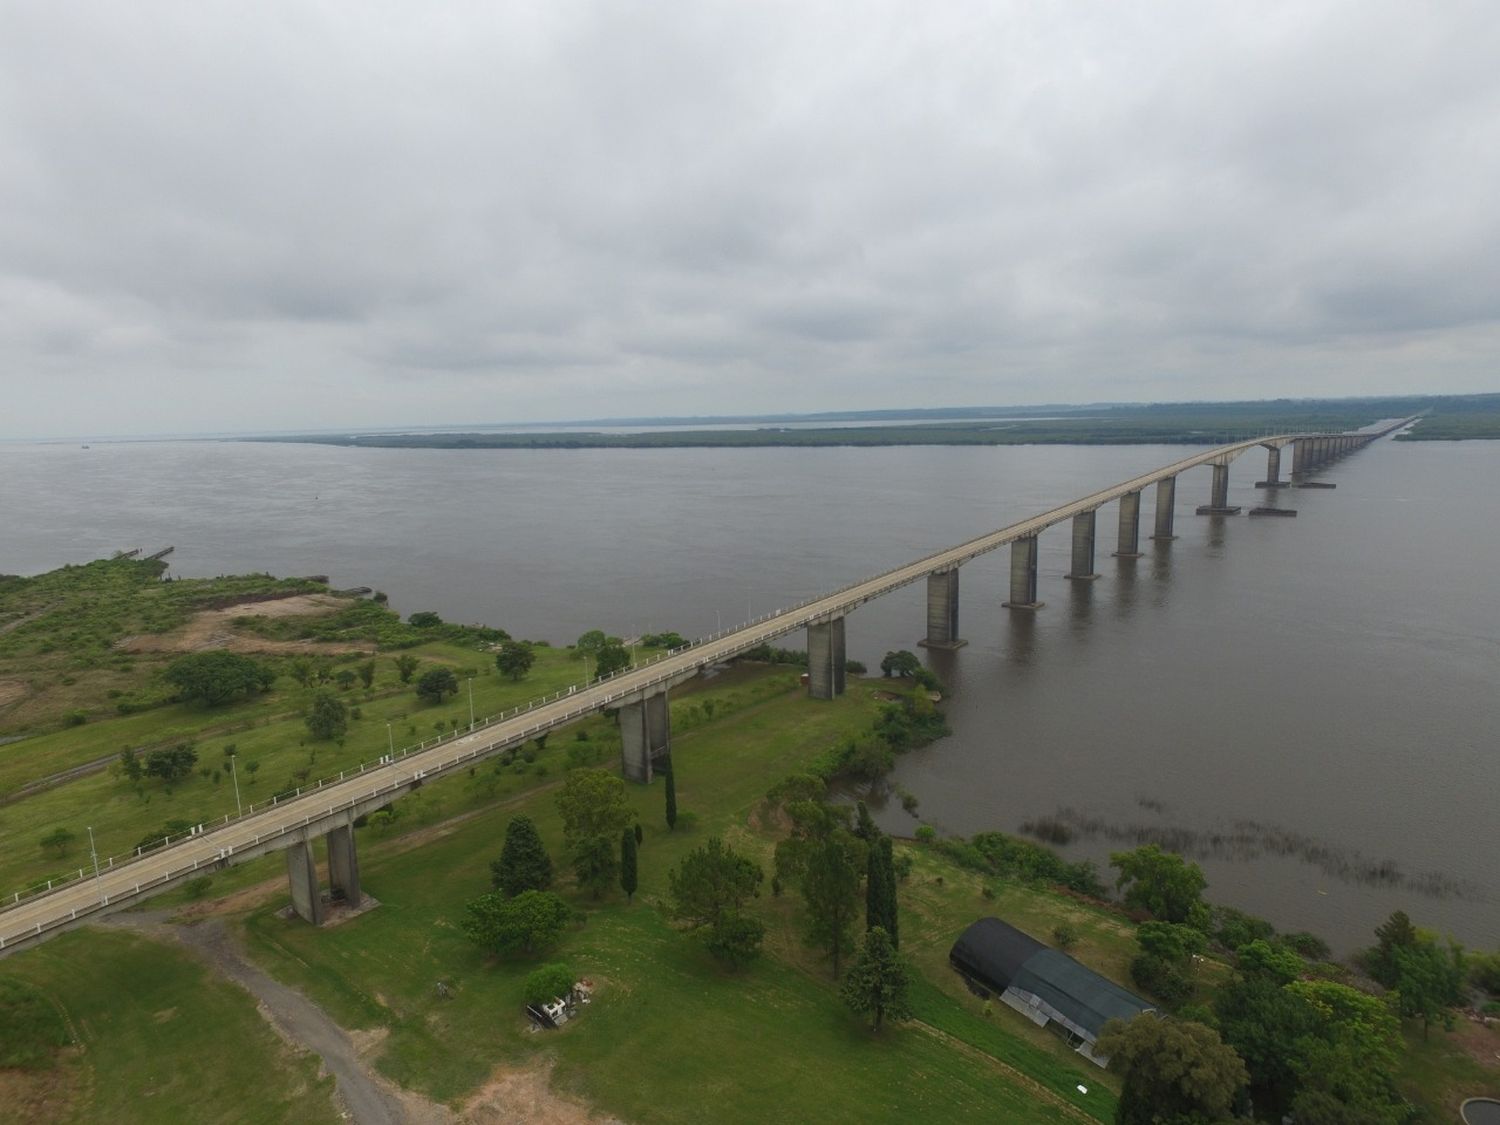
(0, 421, 1413, 957)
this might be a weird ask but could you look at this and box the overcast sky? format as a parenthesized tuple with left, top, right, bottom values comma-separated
(2, 2, 1497, 437)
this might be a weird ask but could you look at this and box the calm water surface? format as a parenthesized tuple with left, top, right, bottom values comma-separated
(1, 436, 1495, 951)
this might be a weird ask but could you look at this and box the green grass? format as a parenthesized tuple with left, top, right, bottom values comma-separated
(237, 673, 1113, 1122)
(0, 975, 70, 1068)
(0, 928, 338, 1125)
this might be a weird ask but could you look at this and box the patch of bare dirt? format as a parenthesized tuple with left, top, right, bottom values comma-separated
(116, 593, 374, 656)
(1454, 1015, 1500, 1070)
(0, 1048, 84, 1124)
(0, 679, 27, 708)
(462, 1062, 620, 1125)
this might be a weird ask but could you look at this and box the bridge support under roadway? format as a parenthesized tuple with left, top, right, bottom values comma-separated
(1114, 491, 1142, 557)
(327, 817, 362, 908)
(620, 691, 671, 783)
(808, 617, 847, 699)
(286, 836, 324, 926)
(920, 569, 965, 648)
(1256, 445, 1284, 488)
(1196, 463, 1241, 515)
(1066, 511, 1097, 580)
(1003, 536, 1043, 609)
(1152, 477, 1177, 540)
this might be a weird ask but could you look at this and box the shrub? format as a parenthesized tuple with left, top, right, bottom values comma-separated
(914, 825, 936, 843)
(1052, 923, 1080, 951)
(522, 963, 576, 1006)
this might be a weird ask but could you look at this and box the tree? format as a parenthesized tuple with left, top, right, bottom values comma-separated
(593, 642, 631, 680)
(664, 761, 678, 830)
(1365, 909, 1418, 987)
(334, 668, 357, 690)
(1130, 920, 1207, 1004)
(495, 641, 535, 681)
(461, 889, 572, 956)
(840, 927, 912, 1030)
(705, 913, 765, 970)
(1095, 1014, 1247, 1125)
(357, 660, 376, 688)
(408, 611, 443, 628)
(394, 654, 420, 683)
(305, 691, 348, 740)
(38, 827, 75, 857)
(416, 666, 459, 704)
(489, 815, 553, 897)
(556, 769, 632, 897)
(523, 963, 575, 1006)
(620, 828, 638, 902)
(668, 837, 763, 929)
(144, 743, 197, 783)
(865, 833, 898, 947)
(288, 657, 314, 687)
(879, 649, 923, 678)
(1393, 939, 1464, 1039)
(1109, 844, 1209, 926)
(801, 833, 863, 978)
(118, 746, 142, 782)
(163, 650, 274, 706)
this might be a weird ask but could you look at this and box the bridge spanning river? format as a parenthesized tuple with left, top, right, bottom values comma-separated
(0, 423, 1412, 956)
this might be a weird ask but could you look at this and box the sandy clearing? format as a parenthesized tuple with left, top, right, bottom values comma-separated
(462, 1063, 622, 1125)
(116, 593, 375, 656)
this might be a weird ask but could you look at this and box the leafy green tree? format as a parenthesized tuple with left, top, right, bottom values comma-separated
(38, 827, 75, 857)
(668, 837, 763, 929)
(416, 666, 459, 704)
(163, 650, 274, 706)
(574, 628, 609, 656)
(879, 650, 922, 678)
(556, 768, 632, 897)
(1393, 939, 1464, 1039)
(1365, 909, 1418, 987)
(461, 889, 571, 955)
(1095, 1014, 1247, 1125)
(305, 690, 348, 740)
(864, 831, 898, 946)
(1110, 844, 1209, 926)
(334, 668, 357, 690)
(840, 927, 912, 1030)
(801, 833, 863, 978)
(593, 642, 631, 679)
(495, 641, 535, 681)
(408, 611, 443, 628)
(489, 815, 553, 897)
(620, 828, 638, 902)
(357, 660, 376, 688)
(522, 963, 575, 1006)
(118, 746, 142, 782)
(288, 657, 314, 687)
(705, 913, 765, 970)
(394, 654, 420, 683)
(144, 743, 197, 782)
(1286, 979, 1407, 1122)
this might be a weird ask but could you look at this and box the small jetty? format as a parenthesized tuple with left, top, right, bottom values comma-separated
(1248, 507, 1297, 517)
(1296, 481, 1336, 489)
(145, 546, 175, 561)
(112, 548, 141, 559)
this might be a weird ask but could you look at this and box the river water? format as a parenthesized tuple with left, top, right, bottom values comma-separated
(1, 435, 1495, 952)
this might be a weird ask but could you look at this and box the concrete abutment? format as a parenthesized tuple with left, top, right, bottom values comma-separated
(920, 568, 965, 648)
(808, 617, 847, 698)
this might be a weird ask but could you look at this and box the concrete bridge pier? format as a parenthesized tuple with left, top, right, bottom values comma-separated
(1196, 463, 1242, 515)
(620, 691, 671, 782)
(1114, 490, 1143, 557)
(921, 568, 965, 648)
(1256, 445, 1284, 488)
(1066, 511, 1097, 580)
(1003, 536, 1043, 609)
(286, 835, 324, 925)
(327, 817, 362, 908)
(1151, 477, 1177, 540)
(808, 617, 847, 699)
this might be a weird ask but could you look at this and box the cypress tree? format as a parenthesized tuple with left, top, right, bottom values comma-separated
(490, 815, 553, 897)
(880, 836, 899, 949)
(620, 827, 638, 902)
(865, 833, 887, 934)
(664, 761, 678, 830)
(855, 800, 878, 842)
(634, 822, 644, 845)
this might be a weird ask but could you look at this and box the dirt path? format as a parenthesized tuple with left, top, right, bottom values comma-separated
(104, 912, 446, 1125)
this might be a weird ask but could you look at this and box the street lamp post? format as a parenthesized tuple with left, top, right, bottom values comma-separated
(230, 756, 243, 817)
(86, 825, 101, 886)
(387, 720, 395, 761)
(467, 677, 475, 730)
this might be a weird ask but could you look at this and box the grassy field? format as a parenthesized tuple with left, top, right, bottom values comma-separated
(237, 672, 1120, 1122)
(0, 928, 338, 1125)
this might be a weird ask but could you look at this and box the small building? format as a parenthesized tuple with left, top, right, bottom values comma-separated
(949, 917, 1154, 1067)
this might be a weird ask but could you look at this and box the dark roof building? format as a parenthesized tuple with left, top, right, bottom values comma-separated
(949, 917, 1154, 1067)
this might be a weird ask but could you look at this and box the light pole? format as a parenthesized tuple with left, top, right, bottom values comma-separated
(467, 677, 475, 730)
(387, 720, 395, 761)
(86, 825, 101, 885)
(229, 756, 243, 817)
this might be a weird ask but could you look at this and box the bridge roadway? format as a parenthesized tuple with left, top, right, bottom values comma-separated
(0, 425, 1410, 956)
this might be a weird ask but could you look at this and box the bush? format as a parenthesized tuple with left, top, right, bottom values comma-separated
(1052, 923, 1080, 951)
(1131, 953, 1193, 1004)
(914, 825, 936, 843)
(63, 709, 87, 727)
(522, 963, 575, 1006)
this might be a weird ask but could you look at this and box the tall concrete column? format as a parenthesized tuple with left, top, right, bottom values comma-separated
(1066, 511, 1097, 580)
(1256, 446, 1282, 488)
(1114, 491, 1142, 558)
(921, 568, 964, 648)
(1003, 536, 1042, 609)
(1291, 440, 1306, 475)
(1152, 477, 1177, 540)
(286, 837, 323, 925)
(620, 690, 671, 782)
(327, 819, 362, 908)
(807, 617, 847, 699)
(1196, 463, 1241, 515)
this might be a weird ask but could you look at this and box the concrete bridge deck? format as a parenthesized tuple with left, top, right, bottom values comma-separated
(0, 421, 1413, 956)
